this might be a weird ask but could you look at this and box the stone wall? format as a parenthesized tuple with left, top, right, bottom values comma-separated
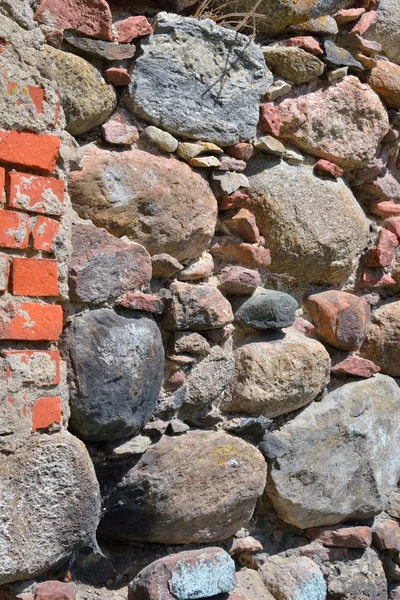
(2, 0, 400, 599)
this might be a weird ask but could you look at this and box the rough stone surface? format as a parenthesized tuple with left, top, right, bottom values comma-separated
(141, 126, 178, 153)
(0, 431, 100, 584)
(162, 282, 234, 330)
(247, 160, 368, 284)
(235, 569, 275, 600)
(305, 525, 372, 548)
(32, 581, 76, 600)
(361, 301, 400, 376)
(128, 548, 236, 600)
(126, 13, 272, 146)
(34, 0, 113, 40)
(266, 375, 400, 528)
(276, 76, 389, 170)
(262, 46, 325, 84)
(219, 266, 261, 295)
(261, 555, 326, 600)
(365, 0, 400, 65)
(64, 32, 136, 60)
(99, 430, 266, 543)
(67, 308, 164, 441)
(68, 146, 217, 262)
(366, 60, 400, 109)
(35, 46, 117, 136)
(326, 548, 387, 599)
(70, 222, 152, 304)
(332, 355, 380, 378)
(220, 328, 330, 418)
(101, 109, 139, 145)
(235, 290, 298, 330)
(306, 291, 371, 350)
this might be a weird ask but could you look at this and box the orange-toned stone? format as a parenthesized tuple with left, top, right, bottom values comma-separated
(219, 192, 251, 211)
(32, 216, 60, 251)
(5, 350, 60, 386)
(259, 103, 281, 137)
(8, 171, 64, 215)
(27, 86, 44, 114)
(0, 130, 60, 172)
(115, 15, 153, 43)
(0, 302, 63, 340)
(210, 241, 271, 269)
(305, 525, 372, 548)
(224, 209, 261, 243)
(333, 8, 366, 25)
(0, 209, 30, 249)
(373, 519, 400, 551)
(367, 229, 398, 267)
(11, 257, 58, 297)
(31, 396, 62, 432)
(384, 216, 400, 238)
(350, 10, 376, 35)
(306, 290, 371, 350)
(0, 253, 10, 291)
(0, 166, 5, 196)
(104, 67, 131, 86)
(331, 355, 380, 378)
(370, 200, 400, 217)
(314, 159, 344, 179)
(283, 36, 323, 55)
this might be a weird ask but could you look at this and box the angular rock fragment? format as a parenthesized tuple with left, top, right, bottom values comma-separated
(261, 555, 326, 600)
(326, 548, 387, 599)
(361, 301, 400, 376)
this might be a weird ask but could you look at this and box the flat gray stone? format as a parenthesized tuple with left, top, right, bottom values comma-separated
(127, 13, 272, 146)
(324, 40, 363, 69)
(235, 290, 298, 330)
(64, 32, 136, 60)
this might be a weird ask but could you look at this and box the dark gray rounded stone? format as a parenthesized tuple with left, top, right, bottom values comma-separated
(235, 290, 298, 330)
(67, 308, 164, 441)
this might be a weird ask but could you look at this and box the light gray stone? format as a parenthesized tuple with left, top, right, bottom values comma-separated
(99, 430, 266, 543)
(261, 555, 327, 600)
(266, 375, 400, 529)
(127, 13, 272, 146)
(247, 160, 368, 285)
(220, 328, 330, 418)
(184, 345, 235, 409)
(67, 308, 164, 441)
(0, 431, 100, 584)
(365, 0, 400, 65)
(326, 548, 387, 600)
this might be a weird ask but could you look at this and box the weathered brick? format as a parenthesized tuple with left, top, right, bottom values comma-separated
(11, 257, 58, 297)
(8, 171, 64, 215)
(0, 209, 30, 249)
(0, 253, 10, 291)
(31, 396, 62, 432)
(0, 302, 63, 340)
(0, 166, 5, 199)
(32, 216, 60, 251)
(5, 350, 60, 386)
(7, 82, 44, 114)
(0, 129, 60, 172)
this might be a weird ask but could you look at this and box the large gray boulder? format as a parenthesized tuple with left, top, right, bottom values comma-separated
(99, 430, 266, 543)
(126, 13, 272, 146)
(0, 431, 100, 584)
(67, 308, 164, 441)
(266, 375, 400, 529)
(365, 0, 400, 65)
(219, 328, 330, 418)
(248, 160, 368, 285)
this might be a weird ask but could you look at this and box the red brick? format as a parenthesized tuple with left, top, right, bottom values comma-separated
(0, 302, 63, 340)
(0, 166, 5, 198)
(0, 129, 60, 173)
(5, 350, 60, 386)
(0, 209, 30, 249)
(32, 216, 60, 251)
(259, 103, 281, 137)
(11, 257, 58, 297)
(31, 396, 61, 432)
(8, 171, 64, 215)
(27, 86, 44, 114)
(0, 253, 9, 291)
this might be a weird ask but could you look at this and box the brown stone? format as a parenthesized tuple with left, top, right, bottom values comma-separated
(118, 292, 164, 314)
(224, 209, 261, 243)
(305, 526, 372, 548)
(361, 269, 396, 287)
(373, 519, 400, 551)
(367, 229, 398, 267)
(219, 266, 261, 296)
(366, 60, 400, 109)
(306, 290, 371, 350)
(33, 581, 76, 600)
(151, 253, 183, 279)
(384, 216, 400, 238)
(210, 240, 271, 270)
(104, 67, 131, 86)
(225, 143, 254, 161)
(360, 301, 400, 376)
(332, 355, 380, 378)
(219, 192, 252, 211)
(314, 159, 344, 179)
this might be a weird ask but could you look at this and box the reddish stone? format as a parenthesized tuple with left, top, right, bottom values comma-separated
(305, 525, 372, 548)
(33, 581, 76, 600)
(293, 316, 315, 337)
(104, 67, 131, 86)
(219, 265, 261, 295)
(115, 16, 153, 43)
(218, 156, 246, 172)
(0, 209, 30, 249)
(297, 545, 348, 561)
(230, 536, 263, 555)
(332, 355, 380, 378)
(164, 370, 185, 391)
(361, 269, 396, 287)
(31, 396, 62, 432)
(8, 171, 64, 215)
(350, 10, 377, 35)
(45, 30, 64, 48)
(0, 166, 4, 195)
(384, 216, 400, 238)
(259, 103, 281, 137)
(0, 253, 10, 292)
(373, 519, 400, 551)
(102, 109, 139, 146)
(367, 229, 398, 267)
(11, 258, 59, 297)
(5, 350, 61, 386)
(224, 208, 261, 243)
(371, 200, 400, 217)
(0, 130, 59, 173)
(314, 159, 344, 179)
(0, 302, 63, 341)
(283, 36, 323, 55)
(32, 216, 60, 252)
(118, 292, 164, 314)
(219, 192, 251, 211)
(210, 240, 271, 269)
(34, 0, 113, 41)
(306, 290, 371, 350)
(224, 143, 254, 161)
(333, 8, 366, 24)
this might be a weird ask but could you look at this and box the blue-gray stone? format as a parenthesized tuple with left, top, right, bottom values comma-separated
(235, 290, 298, 330)
(324, 40, 364, 70)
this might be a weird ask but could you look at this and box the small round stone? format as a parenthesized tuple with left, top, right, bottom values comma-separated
(235, 290, 298, 330)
